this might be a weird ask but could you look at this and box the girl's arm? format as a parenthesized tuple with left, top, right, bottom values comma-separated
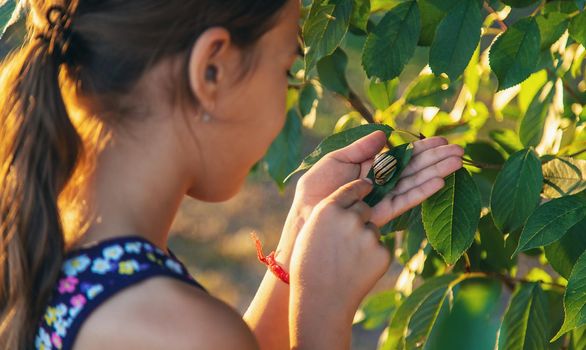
(243, 198, 309, 350)
(244, 132, 464, 349)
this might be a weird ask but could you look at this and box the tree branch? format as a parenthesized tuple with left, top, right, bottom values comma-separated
(462, 158, 503, 170)
(483, 1, 508, 31)
(568, 147, 586, 158)
(345, 89, 394, 149)
(347, 90, 375, 124)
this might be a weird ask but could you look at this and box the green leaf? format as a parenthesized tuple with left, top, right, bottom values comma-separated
(514, 194, 586, 255)
(355, 290, 400, 330)
(477, 214, 517, 273)
(263, 110, 302, 191)
(333, 112, 365, 133)
(404, 286, 451, 348)
(0, 0, 16, 31)
(425, 278, 503, 350)
(418, 0, 447, 47)
(544, 1, 580, 14)
(405, 74, 453, 107)
(361, 0, 420, 81)
(303, 0, 353, 75)
(536, 12, 569, 51)
(429, 0, 483, 80)
(570, 326, 586, 350)
(350, 0, 370, 32)
(426, 0, 460, 12)
(518, 70, 548, 113)
(489, 129, 524, 155)
(364, 143, 414, 206)
(544, 218, 586, 279)
(464, 142, 506, 181)
(284, 124, 393, 182)
(552, 250, 586, 341)
(368, 78, 398, 111)
(316, 48, 350, 97)
(298, 83, 320, 119)
(400, 209, 426, 263)
(519, 81, 555, 147)
(501, 0, 539, 7)
(542, 157, 586, 199)
(381, 274, 459, 350)
(0, 2, 25, 58)
(569, 10, 586, 47)
(490, 148, 543, 233)
(497, 283, 549, 350)
(422, 168, 481, 265)
(489, 17, 541, 90)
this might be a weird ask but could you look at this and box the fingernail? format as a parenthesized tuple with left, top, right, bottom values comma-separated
(363, 177, 373, 185)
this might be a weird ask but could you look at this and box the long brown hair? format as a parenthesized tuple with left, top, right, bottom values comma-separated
(0, 0, 287, 348)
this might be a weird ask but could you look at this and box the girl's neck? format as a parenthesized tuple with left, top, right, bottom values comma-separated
(72, 127, 191, 255)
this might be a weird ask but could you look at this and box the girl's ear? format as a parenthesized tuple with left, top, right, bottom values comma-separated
(187, 27, 232, 113)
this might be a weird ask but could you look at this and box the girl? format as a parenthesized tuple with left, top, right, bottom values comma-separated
(0, 0, 464, 349)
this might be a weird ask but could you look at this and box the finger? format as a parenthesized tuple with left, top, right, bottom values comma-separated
(328, 178, 373, 208)
(392, 156, 463, 195)
(328, 130, 387, 164)
(348, 201, 372, 223)
(401, 144, 464, 177)
(365, 222, 381, 240)
(371, 177, 445, 226)
(411, 137, 449, 157)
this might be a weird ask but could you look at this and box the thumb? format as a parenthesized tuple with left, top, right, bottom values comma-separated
(327, 178, 373, 209)
(328, 130, 387, 164)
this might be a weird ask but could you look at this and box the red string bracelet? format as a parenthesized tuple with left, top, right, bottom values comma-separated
(250, 232, 290, 285)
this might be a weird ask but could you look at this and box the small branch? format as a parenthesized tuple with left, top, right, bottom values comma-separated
(568, 147, 586, 158)
(487, 272, 566, 291)
(462, 157, 503, 170)
(529, 0, 545, 17)
(288, 82, 303, 90)
(484, 2, 508, 31)
(347, 90, 375, 124)
(463, 252, 471, 273)
(545, 68, 585, 104)
(394, 129, 426, 141)
(482, 27, 505, 36)
(346, 90, 394, 149)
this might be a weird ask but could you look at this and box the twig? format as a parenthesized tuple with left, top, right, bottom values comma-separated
(463, 252, 471, 273)
(462, 157, 503, 170)
(529, 0, 545, 17)
(484, 2, 508, 31)
(568, 147, 586, 158)
(346, 90, 394, 149)
(487, 271, 566, 291)
(546, 68, 585, 104)
(347, 90, 375, 124)
(393, 129, 425, 141)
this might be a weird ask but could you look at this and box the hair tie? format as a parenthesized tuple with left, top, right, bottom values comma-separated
(36, 5, 74, 60)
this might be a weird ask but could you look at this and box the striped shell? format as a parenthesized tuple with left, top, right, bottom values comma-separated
(373, 153, 398, 185)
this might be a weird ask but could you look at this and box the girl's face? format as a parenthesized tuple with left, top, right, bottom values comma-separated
(180, 0, 301, 202)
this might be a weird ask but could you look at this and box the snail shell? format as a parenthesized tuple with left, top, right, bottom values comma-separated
(373, 153, 398, 185)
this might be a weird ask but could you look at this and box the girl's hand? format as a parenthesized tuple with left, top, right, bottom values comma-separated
(289, 178, 390, 349)
(294, 131, 465, 227)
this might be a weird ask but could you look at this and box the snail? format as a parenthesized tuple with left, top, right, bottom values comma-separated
(372, 152, 398, 185)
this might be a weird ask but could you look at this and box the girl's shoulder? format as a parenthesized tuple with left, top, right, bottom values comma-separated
(72, 273, 258, 350)
(34, 235, 255, 350)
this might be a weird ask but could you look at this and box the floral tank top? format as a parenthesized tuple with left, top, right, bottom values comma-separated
(33, 235, 205, 350)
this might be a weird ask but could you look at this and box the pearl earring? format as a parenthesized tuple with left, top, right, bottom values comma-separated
(201, 113, 211, 123)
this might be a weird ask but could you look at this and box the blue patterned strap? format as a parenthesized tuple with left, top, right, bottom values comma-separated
(36, 235, 205, 350)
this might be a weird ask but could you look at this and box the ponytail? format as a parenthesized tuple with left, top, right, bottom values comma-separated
(0, 30, 82, 349)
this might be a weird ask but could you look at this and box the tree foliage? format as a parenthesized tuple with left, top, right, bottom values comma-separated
(2, 0, 586, 348)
